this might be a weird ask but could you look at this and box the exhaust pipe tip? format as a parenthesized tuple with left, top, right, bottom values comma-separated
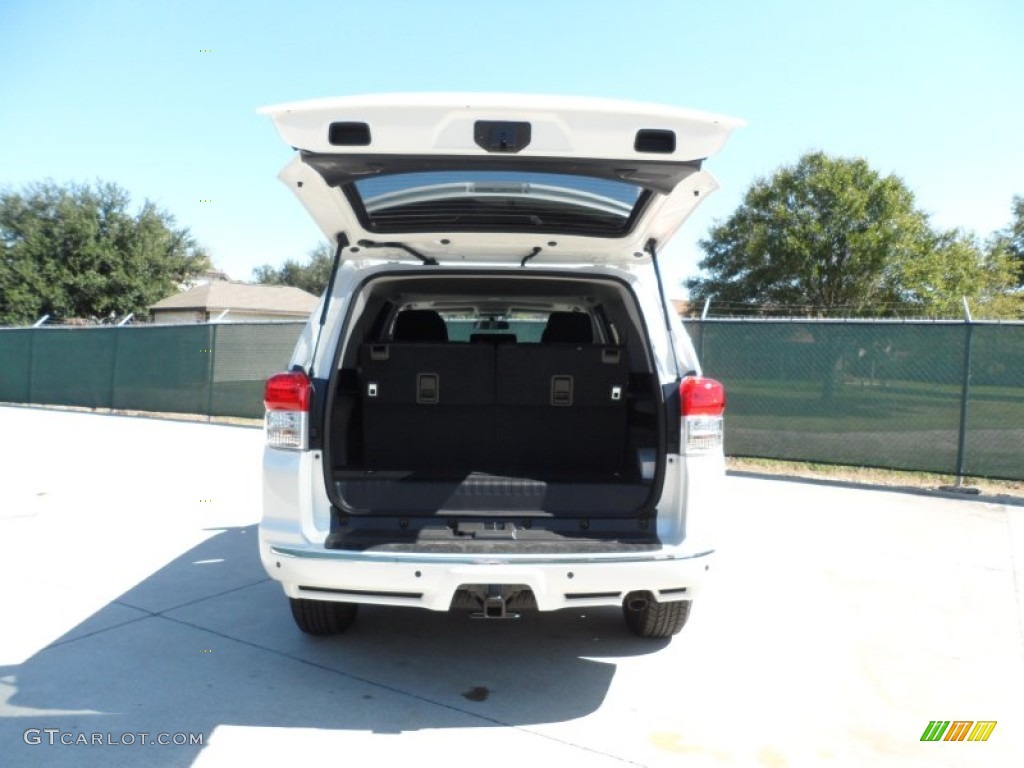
(624, 591, 653, 612)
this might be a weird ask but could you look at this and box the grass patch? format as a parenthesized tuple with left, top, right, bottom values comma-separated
(2, 402, 262, 428)
(724, 378, 1023, 432)
(727, 456, 1024, 499)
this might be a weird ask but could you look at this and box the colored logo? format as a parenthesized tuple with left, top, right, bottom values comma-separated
(921, 721, 996, 742)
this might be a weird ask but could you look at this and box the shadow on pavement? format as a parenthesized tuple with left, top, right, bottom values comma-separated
(1, 524, 668, 766)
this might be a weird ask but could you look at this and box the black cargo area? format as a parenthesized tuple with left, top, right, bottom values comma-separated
(324, 507, 660, 553)
(322, 273, 667, 525)
(335, 471, 651, 515)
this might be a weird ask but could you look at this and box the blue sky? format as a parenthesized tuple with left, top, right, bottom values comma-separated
(1, 0, 1021, 297)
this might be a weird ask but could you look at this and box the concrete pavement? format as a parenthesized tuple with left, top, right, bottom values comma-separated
(0, 405, 1021, 767)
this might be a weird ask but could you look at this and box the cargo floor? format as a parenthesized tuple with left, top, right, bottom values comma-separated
(334, 470, 652, 515)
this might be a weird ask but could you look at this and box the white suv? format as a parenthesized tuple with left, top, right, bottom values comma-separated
(259, 94, 739, 638)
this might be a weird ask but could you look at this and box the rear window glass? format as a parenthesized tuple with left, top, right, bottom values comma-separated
(442, 311, 549, 343)
(352, 171, 645, 236)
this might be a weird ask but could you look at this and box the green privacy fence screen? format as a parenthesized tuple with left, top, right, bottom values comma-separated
(0, 322, 305, 419)
(1, 319, 1021, 480)
(683, 319, 1024, 481)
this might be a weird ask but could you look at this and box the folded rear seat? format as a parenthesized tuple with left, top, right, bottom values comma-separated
(493, 311, 629, 476)
(360, 309, 496, 472)
(359, 309, 629, 478)
(495, 343, 629, 476)
(360, 341, 496, 472)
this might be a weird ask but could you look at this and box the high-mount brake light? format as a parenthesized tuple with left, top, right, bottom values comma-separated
(680, 377, 725, 454)
(264, 371, 310, 450)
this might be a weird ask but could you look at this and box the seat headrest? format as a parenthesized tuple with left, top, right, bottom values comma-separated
(392, 310, 448, 342)
(541, 312, 593, 343)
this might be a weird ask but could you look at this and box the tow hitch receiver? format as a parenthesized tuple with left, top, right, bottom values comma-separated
(458, 584, 534, 619)
(475, 585, 515, 619)
(483, 594, 508, 619)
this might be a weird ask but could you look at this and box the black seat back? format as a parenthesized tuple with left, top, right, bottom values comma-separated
(541, 312, 593, 344)
(495, 344, 628, 474)
(360, 342, 494, 471)
(392, 309, 448, 342)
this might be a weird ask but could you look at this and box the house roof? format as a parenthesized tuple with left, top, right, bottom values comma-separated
(671, 299, 691, 316)
(150, 282, 319, 315)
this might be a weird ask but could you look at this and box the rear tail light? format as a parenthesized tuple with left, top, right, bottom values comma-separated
(680, 377, 725, 455)
(264, 371, 310, 450)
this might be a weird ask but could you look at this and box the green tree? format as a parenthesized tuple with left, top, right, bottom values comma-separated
(686, 152, 1015, 318)
(0, 180, 210, 325)
(252, 241, 332, 296)
(897, 228, 1017, 317)
(989, 195, 1024, 289)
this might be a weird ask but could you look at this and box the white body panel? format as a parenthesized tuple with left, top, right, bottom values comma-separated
(262, 93, 742, 264)
(260, 93, 742, 160)
(259, 93, 738, 625)
(261, 539, 712, 612)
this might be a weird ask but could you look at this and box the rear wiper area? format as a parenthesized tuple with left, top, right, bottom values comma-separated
(357, 239, 438, 266)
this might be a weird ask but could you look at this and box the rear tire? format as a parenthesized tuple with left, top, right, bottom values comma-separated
(623, 593, 691, 638)
(289, 597, 358, 635)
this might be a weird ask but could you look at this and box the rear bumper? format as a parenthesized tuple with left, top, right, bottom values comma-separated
(260, 536, 713, 611)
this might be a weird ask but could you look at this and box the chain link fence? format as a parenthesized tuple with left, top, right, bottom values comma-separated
(683, 319, 1024, 481)
(1, 319, 1021, 480)
(0, 322, 304, 419)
